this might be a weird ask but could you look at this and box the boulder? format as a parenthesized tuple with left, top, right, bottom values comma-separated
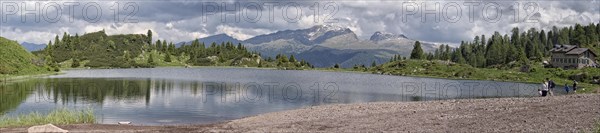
(27, 124, 68, 133)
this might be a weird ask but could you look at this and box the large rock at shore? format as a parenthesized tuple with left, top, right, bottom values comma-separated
(27, 124, 68, 133)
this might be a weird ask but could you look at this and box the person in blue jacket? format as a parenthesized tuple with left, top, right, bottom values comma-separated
(564, 83, 570, 93)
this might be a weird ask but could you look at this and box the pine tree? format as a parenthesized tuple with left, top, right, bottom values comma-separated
(277, 54, 289, 63)
(451, 48, 466, 64)
(540, 30, 549, 52)
(46, 40, 53, 55)
(147, 30, 152, 44)
(165, 52, 172, 62)
(506, 39, 518, 63)
(559, 27, 570, 44)
(410, 41, 424, 59)
(371, 61, 377, 67)
(237, 43, 244, 50)
(162, 41, 168, 53)
(444, 45, 451, 60)
(485, 32, 505, 66)
(54, 35, 60, 46)
(586, 23, 599, 45)
(148, 53, 155, 65)
(574, 24, 588, 46)
(426, 53, 434, 60)
(155, 40, 161, 51)
(289, 55, 297, 62)
(168, 42, 175, 53)
(481, 35, 486, 46)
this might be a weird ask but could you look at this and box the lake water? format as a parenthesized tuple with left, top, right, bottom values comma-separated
(0, 68, 541, 125)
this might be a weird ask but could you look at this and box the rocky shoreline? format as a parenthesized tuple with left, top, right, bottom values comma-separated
(2, 94, 599, 132)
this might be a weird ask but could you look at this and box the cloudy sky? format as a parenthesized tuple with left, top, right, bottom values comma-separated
(0, 0, 598, 45)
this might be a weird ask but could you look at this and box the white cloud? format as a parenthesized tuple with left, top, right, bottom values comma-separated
(1, 0, 598, 44)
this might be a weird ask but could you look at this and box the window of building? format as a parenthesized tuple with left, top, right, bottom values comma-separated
(585, 59, 589, 64)
(559, 58, 562, 63)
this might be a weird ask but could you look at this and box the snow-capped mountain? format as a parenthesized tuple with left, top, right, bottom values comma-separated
(244, 25, 358, 46)
(179, 25, 446, 67)
(320, 31, 440, 57)
(369, 31, 408, 42)
(243, 25, 359, 58)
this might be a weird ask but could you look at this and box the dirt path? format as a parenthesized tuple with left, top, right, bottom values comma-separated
(2, 94, 599, 132)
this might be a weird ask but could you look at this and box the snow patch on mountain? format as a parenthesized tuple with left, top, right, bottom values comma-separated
(244, 25, 355, 46)
(369, 31, 408, 42)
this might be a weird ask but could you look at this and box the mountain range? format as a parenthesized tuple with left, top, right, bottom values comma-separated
(180, 25, 441, 67)
(20, 42, 47, 52)
(20, 25, 442, 68)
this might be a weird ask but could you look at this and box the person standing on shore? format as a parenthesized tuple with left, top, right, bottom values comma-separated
(572, 80, 578, 93)
(547, 78, 555, 96)
(540, 80, 549, 97)
(564, 83, 570, 93)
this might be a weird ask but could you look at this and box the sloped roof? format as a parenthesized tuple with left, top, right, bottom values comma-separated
(565, 48, 597, 56)
(550, 45, 576, 52)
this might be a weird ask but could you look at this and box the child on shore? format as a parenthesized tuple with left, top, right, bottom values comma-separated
(564, 84, 570, 93)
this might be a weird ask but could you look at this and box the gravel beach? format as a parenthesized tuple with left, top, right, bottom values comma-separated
(2, 94, 599, 132)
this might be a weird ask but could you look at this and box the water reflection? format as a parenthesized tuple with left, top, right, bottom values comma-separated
(0, 68, 541, 125)
(0, 81, 34, 114)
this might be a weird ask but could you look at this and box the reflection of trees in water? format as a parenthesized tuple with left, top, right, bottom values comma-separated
(1, 78, 236, 115)
(0, 78, 176, 114)
(0, 80, 38, 114)
(153, 79, 175, 98)
(43, 78, 153, 104)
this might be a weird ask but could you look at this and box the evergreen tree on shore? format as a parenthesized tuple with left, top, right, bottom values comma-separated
(410, 41, 424, 60)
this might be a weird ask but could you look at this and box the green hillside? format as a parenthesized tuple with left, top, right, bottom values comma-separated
(39, 30, 313, 69)
(38, 30, 150, 68)
(0, 37, 49, 76)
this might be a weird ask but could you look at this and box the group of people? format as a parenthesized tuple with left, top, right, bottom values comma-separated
(539, 78, 578, 97)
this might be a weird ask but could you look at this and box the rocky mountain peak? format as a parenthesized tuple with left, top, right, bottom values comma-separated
(369, 31, 408, 42)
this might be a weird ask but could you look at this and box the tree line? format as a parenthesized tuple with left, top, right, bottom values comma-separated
(409, 23, 600, 68)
